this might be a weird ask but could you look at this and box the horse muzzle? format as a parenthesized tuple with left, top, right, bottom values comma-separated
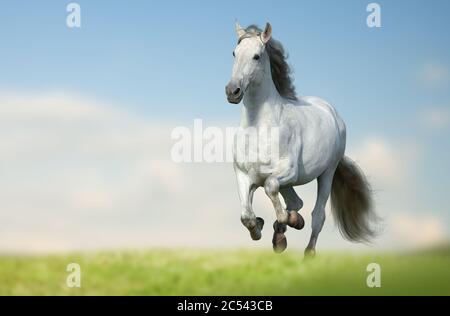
(225, 83, 244, 104)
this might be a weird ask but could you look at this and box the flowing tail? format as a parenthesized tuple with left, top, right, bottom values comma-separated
(331, 156, 378, 243)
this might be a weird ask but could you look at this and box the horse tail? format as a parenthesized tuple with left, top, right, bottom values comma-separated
(331, 156, 378, 243)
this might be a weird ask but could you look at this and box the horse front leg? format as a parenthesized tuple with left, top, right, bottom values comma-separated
(265, 174, 304, 229)
(235, 168, 264, 240)
(264, 167, 304, 253)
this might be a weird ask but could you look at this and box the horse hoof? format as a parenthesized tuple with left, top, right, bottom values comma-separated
(256, 217, 265, 230)
(250, 217, 264, 241)
(304, 248, 316, 259)
(272, 232, 287, 253)
(287, 211, 305, 230)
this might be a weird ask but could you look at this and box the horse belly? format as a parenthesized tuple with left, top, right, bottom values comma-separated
(295, 134, 342, 185)
(295, 160, 330, 185)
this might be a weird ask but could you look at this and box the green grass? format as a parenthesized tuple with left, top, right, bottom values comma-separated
(0, 249, 449, 295)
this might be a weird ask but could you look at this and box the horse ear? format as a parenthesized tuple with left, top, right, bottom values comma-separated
(261, 22, 272, 44)
(235, 21, 246, 38)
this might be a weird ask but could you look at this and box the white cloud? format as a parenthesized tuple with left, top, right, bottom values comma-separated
(0, 92, 118, 122)
(418, 62, 449, 88)
(0, 92, 446, 253)
(348, 138, 421, 189)
(418, 107, 450, 130)
(389, 213, 447, 248)
(342, 138, 450, 250)
(0, 92, 244, 253)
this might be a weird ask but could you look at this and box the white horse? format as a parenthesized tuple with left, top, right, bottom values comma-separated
(225, 23, 378, 256)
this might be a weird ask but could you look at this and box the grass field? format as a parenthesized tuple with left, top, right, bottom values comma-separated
(0, 249, 449, 295)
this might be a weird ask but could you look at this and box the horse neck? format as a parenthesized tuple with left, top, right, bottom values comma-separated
(241, 73, 282, 128)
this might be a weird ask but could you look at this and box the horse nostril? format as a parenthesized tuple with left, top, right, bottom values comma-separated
(233, 88, 241, 96)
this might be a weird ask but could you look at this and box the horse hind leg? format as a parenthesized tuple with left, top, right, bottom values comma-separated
(281, 186, 304, 211)
(305, 169, 334, 258)
(280, 187, 305, 230)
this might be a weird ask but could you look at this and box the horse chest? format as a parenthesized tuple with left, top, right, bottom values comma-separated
(235, 161, 274, 184)
(233, 124, 287, 183)
(234, 145, 282, 184)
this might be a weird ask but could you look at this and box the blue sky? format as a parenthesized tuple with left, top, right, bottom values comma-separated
(0, 0, 449, 251)
(0, 0, 448, 122)
(1, 0, 449, 190)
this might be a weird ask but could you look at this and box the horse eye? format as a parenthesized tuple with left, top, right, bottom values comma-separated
(233, 51, 235, 57)
(253, 54, 260, 60)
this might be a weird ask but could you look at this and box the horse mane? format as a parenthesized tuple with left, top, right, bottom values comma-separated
(239, 25, 298, 101)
